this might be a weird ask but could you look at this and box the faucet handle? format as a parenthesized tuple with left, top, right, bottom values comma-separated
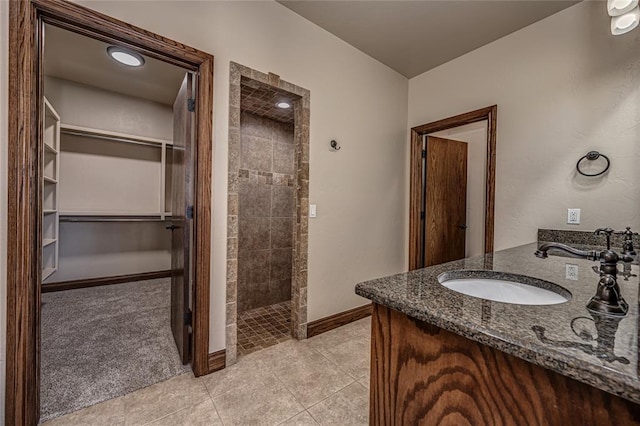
(614, 227, 638, 257)
(614, 227, 638, 236)
(620, 254, 635, 263)
(594, 228, 615, 249)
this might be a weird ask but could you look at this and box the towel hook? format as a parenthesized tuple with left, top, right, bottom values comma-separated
(330, 140, 341, 151)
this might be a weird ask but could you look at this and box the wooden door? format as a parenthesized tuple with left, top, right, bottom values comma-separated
(170, 73, 194, 364)
(424, 136, 468, 267)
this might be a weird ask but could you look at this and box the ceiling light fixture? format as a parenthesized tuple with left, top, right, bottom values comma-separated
(276, 101, 291, 109)
(107, 46, 145, 67)
(608, 0, 639, 16)
(611, 6, 640, 35)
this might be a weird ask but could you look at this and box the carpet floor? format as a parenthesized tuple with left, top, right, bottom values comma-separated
(40, 278, 191, 422)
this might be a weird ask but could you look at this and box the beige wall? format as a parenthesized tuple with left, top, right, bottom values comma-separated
(45, 77, 173, 140)
(408, 2, 640, 251)
(430, 121, 487, 258)
(43, 77, 172, 283)
(54, 1, 409, 354)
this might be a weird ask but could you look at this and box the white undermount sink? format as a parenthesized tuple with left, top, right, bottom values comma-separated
(438, 270, 571, 305)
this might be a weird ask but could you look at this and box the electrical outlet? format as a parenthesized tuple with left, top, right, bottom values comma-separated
(309, 204, 317, 218)
(566, 264, 579, 280)
(567, 208, 581, 224)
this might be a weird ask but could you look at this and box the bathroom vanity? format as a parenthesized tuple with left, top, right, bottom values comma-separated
(355, 242, 640, 425)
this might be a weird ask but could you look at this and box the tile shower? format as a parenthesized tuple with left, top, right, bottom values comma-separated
(227, 62, 310, 364)
(237, 111, 295, 355)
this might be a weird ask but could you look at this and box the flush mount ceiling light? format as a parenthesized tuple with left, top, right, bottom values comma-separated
(276, 101, 291, 109)
(608, 0, 639, 16)
(611, 6, 640, 35)
(107, 46, 145, 67)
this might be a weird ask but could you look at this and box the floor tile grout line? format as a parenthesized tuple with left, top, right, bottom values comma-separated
(202, 380, 226, 426)
(306, 341, 360, 382)
(275, 408, 312, 425)
(204, 366, 270, 401)
(271, 366, 308, 411)
(304, 379, 357, 413)
(126, 380, 210, 426)
(307, 408, 323, 425)
(267, 340, 358, 411)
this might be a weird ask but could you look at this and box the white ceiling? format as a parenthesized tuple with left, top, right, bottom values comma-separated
(278, 0, 579, 78)
(44, 24, 187, 105)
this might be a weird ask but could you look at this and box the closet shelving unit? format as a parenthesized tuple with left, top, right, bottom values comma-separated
(58, 123, 174, 222)
(42, 98, 61, 281)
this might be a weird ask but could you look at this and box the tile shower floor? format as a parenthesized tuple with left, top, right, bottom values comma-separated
(238, 301, 292, 356)
(42, 317, 371, 425)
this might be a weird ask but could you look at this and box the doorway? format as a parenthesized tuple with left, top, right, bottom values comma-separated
(225, 63, 311, 365)
(37, 23, 197, 420)
(408, 106, 497, 270)
(7, 1, 213, 424)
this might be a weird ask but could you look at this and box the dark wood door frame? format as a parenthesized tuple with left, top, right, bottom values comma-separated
(409, 105, 497, 271)
(7, 1, 214, 424)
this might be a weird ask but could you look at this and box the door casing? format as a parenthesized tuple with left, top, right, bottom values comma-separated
(6, 1, 214, 424)
(408, 106, 497, 271)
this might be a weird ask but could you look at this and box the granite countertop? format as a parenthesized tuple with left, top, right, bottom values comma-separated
(355, 242, 640, 404)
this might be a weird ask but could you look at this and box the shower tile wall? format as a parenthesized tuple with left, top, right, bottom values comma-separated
(238, 112, 295, 313)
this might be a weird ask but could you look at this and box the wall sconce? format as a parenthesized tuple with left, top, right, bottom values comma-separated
(330, 140, 341, 151)
(608, 0, 640, 35)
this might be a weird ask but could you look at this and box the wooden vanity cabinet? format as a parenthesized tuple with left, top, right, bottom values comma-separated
(369, 304, 640, 425)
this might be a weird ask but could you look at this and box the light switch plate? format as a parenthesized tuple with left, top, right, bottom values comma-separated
(309, 204, 317, 218)
(567, 208, 580, 224)
(565, 264, 579, 280)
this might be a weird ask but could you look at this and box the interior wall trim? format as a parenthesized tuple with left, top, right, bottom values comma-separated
(408, 105, 498, 271)
(207, 350, 226, 374)
(307, 304, 372, 338)
(41, 270, 172, 293)
(7, 1, 214, 423)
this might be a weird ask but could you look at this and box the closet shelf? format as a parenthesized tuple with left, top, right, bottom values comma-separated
(60, 211, 164, 217)
(42, 96, 60, 282)
(59, 211, 171, 222)
(60, 123, 172, 148)
(44, 143, 59, 154)
(44, 98, 61, 121)
(43, 238, 57, 247)
(60, 216, 170, 223)
(42, 267, 56, 281)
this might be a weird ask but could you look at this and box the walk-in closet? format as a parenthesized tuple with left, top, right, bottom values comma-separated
(40, 24, 193, 421)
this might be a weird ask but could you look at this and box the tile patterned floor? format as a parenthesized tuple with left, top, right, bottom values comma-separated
(238, 301, 292, 356)
(41, 317, 372, 426)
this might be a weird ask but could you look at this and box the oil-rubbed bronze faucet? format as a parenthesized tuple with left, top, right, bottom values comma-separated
(532, 311, 629, 364)
(535, 228, 635, 316)
(616, 226, 638, 257)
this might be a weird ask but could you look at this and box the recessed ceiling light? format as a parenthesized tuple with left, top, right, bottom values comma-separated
(608, 0, 639, 16)
(611, 6, 640, 34)
(107, 46, 145, 67)
(276, 101, 291, 109)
